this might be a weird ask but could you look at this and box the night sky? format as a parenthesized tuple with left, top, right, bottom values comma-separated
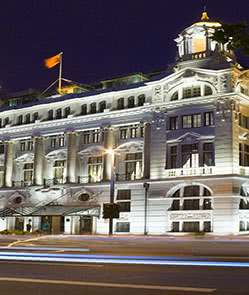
(0, 0, 248, 94)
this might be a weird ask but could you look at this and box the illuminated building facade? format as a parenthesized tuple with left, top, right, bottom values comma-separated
(0, 11, 249, 235)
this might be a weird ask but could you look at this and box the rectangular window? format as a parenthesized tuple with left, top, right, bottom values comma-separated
(116, 222, 130, 232)
(203, 143, 213, 166)
(83, 133, 90, 144)
(24, 163, 33, 184)
(0, 144, 4, 154)
(181, 144, 199, 168)
(58, 136, 65, 147)
(125, 153, 142, 180)
(204, 112, 214, 126)
(27, 140, 33, 151)
(50, 137, 56, 148)
(169, 116, 178, 130)
(170, 146, 177, 169)
(93, 131, 100, 143)
(118, 202, 131, 212)
(117, 190, 131, 200)
(88, 156, 103, 183)
(182, 114, 201, 128)
(130, 128, 137, 138)
(140, 126, 144, 137)
(20, 141, 25, 152)
(120, 129, 128, 140)
(54, 160, 65, 183)
(192, 114, 201, 128)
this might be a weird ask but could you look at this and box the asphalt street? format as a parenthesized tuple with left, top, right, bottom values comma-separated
(0, 235, 249, 294)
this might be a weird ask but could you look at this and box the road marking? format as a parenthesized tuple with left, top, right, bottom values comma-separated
(0, 277, 216, 293)
(7, 236, 45, 248)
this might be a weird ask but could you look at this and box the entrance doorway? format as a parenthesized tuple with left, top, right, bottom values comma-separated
(80, 216, 92, 234)
(15, 217, 24, 231)
(41, 216, 64, 234)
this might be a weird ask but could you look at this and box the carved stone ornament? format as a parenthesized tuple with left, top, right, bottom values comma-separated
(154, 85, 162, 96)
(152, 109, 166, 130)
(116, 140, 144, 153)
(46, 149, 67, 161)
(78, 145, 105, 158)
(15, 153, 34, 164)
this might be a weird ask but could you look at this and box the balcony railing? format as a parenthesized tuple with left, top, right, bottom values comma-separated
(166, 166, 214, 178)
(12, 180, 33, 187)
(115, 173, 143, 181)
(78, 175, 102, 184)
(43, 178, 66, 186)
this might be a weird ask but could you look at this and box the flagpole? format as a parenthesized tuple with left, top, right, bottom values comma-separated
(58, 52, 63, 93)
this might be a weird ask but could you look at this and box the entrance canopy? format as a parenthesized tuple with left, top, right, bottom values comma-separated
(0, 206, 101, 218)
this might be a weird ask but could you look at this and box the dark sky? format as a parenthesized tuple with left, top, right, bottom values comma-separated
(0, 0, 248, 94)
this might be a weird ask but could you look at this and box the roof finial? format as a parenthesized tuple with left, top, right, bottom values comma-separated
(201, 6, 209, 21)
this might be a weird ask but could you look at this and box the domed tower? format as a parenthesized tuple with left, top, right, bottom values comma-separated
(174, 8, 233, 70)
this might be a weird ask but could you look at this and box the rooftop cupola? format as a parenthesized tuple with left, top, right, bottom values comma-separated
(174, 8, 222, 61)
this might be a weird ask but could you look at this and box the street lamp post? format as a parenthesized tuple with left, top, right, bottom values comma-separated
(143, 182, 150, 235)
(108, 149, 115, 235)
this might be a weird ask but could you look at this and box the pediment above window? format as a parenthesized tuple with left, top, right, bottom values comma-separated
(78, 145, 105, 158)
(116, 140, 144, 153)
(46, 149, 67, 161)
(16, 153, 34, 164)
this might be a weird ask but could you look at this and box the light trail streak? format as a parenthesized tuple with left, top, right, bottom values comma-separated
(0, 251, 249, 267)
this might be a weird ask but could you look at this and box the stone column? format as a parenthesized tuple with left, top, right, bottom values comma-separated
(66, 132, 77, 183)
(143, 122, 151, 180)
(103, 126, 115, 181)
(4, 141, 14, 187)
(34, 136, 44, 185)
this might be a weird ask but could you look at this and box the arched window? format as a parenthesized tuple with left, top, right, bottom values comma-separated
(48, 110, 53, 120)
(171, 91, 178, 101)
(81, 104, 87, 115)
(64, 107, 71, 118)
(204, 85, 212, 96)
(183, 86, 201, 99)
(117, 98, 124, 110)
(56, 108, 62, 119)
(99, 101, 106, 112)
(90, 103, 96, 114)
(32, 112, 39, 122)
(170, 185, 212, 211)
(4, 117, 9, 127)
(25, 114, 30, 124)
(128, 96, 135, 108)
(138, 94, 145, 106)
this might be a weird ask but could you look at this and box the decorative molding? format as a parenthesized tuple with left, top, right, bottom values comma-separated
(15, 153, 34, 164)
(169, 211, 212, 220)
(45, 149, 67, 161)
(78, 145, 105, 158)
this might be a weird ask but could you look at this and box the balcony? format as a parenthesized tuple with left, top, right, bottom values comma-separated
(12, 180, 33, 187)
(166, 167, 214, 178)
(115, 173, 143, 181)
(78, 175, 102, 184)
(43, 178, 66, 186)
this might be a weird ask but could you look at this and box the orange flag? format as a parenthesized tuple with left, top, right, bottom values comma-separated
(44, 53, 61, 69)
